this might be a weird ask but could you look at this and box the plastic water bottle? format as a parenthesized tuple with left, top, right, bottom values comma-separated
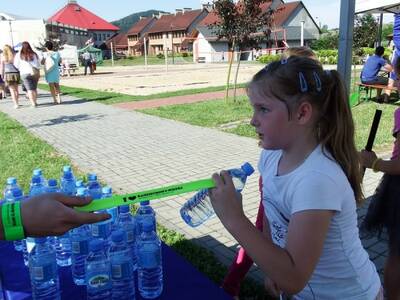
(91, 211, 112, 250)
(135, 201, 156, 237)
(102, 187, 118, 225)
(76, 187, 89, 197)
(180, 162, 255, 227)
(75, 179, 86, 190)
(33, 168, 47, 186)
(70, 224, 91, 285)
(60, 166, 76, 196)
(87, 173, 102, 200)
(55, 231, 72, 267)
(137, 221, 163, 299)
(117, 205, 137, 271)
(85, 239, 112, 300)
(28, 237, 60, 300)
(46, 179, 60, 193)
(109, 230, 135, 300)
(3, 178, 24, 251)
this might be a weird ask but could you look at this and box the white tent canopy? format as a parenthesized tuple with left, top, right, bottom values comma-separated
(355, 0, 400, 14)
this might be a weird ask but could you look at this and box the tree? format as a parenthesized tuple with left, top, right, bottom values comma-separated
(310, 30, 339, 50)
(381, 23, 394, 46)
(353, 13, 378, 49)
(210, 0, 277, 102)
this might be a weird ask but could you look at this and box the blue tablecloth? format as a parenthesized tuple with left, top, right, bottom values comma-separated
(0, 241, 232, 300)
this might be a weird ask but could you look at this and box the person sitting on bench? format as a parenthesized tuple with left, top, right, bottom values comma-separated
(361, 46, 393, 103)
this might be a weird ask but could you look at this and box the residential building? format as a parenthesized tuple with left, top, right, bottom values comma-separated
(126, 16, 157, 56)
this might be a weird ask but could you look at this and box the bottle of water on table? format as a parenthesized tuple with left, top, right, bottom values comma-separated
(109, 229, 135, 300)
(87, 173, 102, 200)
(117, 205, 137, 271)
(135, 201, 156, 237)
(180, 162, 255, 227)
(102, 186, 118, 226)
(70, 223, 91, 285)
(137, 220, 163, 299)
(28, 237, 60, 300)
(85, 239, 112, 300)
(60, 165, 76, 196)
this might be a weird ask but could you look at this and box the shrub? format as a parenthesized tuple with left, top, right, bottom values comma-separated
(156, 53, 165, 59)
(257, 54, 280, 64)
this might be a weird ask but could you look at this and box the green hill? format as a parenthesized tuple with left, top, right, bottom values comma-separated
(112, 10, 165, 33)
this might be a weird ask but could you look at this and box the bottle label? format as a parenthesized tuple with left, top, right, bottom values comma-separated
(91, 223, 111, 239)
(126, 230, 134, 243)
(138, 249, 161, 269)
(111, 261, 132, 279)
(72, 240, 89, 255)
(87, 273, 111, 291)
(32, 263, 56, 282)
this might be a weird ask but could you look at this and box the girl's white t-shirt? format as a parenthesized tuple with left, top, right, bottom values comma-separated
(259, 145, 380, 300)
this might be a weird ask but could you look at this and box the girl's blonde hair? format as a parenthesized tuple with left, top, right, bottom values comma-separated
(2, 45, 14, 63)
(249, 56, 363, 203)
(282, 46, 317, 60)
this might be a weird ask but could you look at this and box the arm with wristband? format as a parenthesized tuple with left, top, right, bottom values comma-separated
(0, 193, 110, 241)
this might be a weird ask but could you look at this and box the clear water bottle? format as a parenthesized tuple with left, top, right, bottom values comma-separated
(60, 166, 76, 196)
(109, 230, 135, 300)
(91, 210, 112, 250)
(102, 187, 118, 225)
(46, 179, 60, 193)
(55, 231, 72, 267)
(135, 201, 156, 237)
(3, 178, 24, 251)
(75, 179, 86, 190)
(137, 221, 163, 299)
(70, 224, 91, 285)
(33, 168, 47, 186)
(28, 237, 60, 300)
(85, 239, 112, 300)
(180, 162, 255, 227)
(87, 173, 102, 200)
(117, 205, 137, 271)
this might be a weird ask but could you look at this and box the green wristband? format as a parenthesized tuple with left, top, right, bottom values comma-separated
(1, 202, 25, 241)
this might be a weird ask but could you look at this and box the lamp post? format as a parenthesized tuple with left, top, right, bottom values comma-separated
(9, 20, 14, 48)
(300, 21, 305, 46)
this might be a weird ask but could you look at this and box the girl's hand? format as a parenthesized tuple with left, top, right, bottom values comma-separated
(264, 277, 281, 298)
(359, 150, 378, 168)
(21, 193, 110, 237)
(209, 171, 245, 229)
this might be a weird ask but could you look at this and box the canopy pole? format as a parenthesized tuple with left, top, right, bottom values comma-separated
(337, 0, 356, 93)
(377, 13, 383, 46)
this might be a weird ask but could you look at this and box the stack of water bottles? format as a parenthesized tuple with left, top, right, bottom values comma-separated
(2, 166, 164, 299)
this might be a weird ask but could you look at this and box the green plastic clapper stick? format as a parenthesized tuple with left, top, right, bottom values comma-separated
(75, 178, 216, 212)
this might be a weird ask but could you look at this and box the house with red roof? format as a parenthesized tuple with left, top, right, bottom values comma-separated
(126, 16, 157, 56)
(48, 0, 119, 47)
(144, 8, 209, 56)
(193, 0, 320, 63)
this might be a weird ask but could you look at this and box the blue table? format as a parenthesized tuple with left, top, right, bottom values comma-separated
(0, 241, 232, 300)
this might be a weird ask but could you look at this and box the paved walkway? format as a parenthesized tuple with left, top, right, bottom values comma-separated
(0, 91, 386, 285)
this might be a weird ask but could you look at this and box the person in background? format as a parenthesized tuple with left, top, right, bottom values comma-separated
(82, 51, 93, 76)
(0, 193, 110, 241)
(221, 47, 318, 299)
(0, 45, 20, 108)
(43, 41, 62, 104)
(360, 46, 393, 103)
(14, 41, 41, 107)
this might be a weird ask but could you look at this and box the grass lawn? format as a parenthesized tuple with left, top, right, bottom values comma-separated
(0, 111, 267, 299)
(38, 83, 247, 105)
(101, 55, 194, 67)
(141, 96, 399, 152)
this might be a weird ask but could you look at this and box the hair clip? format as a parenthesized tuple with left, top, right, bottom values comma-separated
(281, 58, 288, 65)
(313, 71, 322, 92)
(299, 72, 308, 93)
(325, 70, 331, 76)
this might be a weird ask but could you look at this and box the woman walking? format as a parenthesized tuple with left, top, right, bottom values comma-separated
(43, 41, 61, 104)
(14, 41, 41, 107)
(0, 45, 20, 108)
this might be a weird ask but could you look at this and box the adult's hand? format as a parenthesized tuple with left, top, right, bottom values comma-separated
(21, 193, 110, 237)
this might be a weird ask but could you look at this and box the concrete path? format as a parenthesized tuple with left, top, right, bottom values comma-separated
(0, 91, 386, 285)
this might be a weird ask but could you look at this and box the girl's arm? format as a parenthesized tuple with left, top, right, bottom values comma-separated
(210, 171, 333, 295)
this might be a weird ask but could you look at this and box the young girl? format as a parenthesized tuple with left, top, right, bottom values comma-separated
(360, 108, 400, 300)
(209, 56, 382, 299)
(43, 41, 62, 104)
(0, 45, 20, 108)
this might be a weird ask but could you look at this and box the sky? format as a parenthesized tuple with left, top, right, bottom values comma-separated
(0, 0, 394, 29)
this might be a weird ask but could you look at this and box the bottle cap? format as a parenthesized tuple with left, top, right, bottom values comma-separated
(63, 172, 73, 179)
(76, 187, 87, 196)
(119, 205, 130, 213)
(6, 177, 17, 185)
(111, 229, 125, 243)
(89, 239, 103, 251)
(12, 189, 23, 198)
(87, 173, 97, 181)
(241, 162, 255, 176)
(140, 201, 150, 206)
(48, 179, 58, 187)
(33, 169, 42, 176)
(102, 186, 112, 194)
(63, 165, 71, 173)
(31, 176, 41, 184)
(34, 237, 47, 244)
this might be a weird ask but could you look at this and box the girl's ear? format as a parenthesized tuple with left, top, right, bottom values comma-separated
(295, 101, 313, 125)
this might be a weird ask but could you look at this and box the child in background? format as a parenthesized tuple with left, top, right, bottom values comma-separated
(210, 57, 382, 299)
(360, 107, 400, 299)
(221, 47, 319, 299)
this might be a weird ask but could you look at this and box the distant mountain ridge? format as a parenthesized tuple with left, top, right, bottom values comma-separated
(111, 10, 165, 33)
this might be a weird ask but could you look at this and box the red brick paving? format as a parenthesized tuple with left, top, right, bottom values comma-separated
(113, 88, 247, 110)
